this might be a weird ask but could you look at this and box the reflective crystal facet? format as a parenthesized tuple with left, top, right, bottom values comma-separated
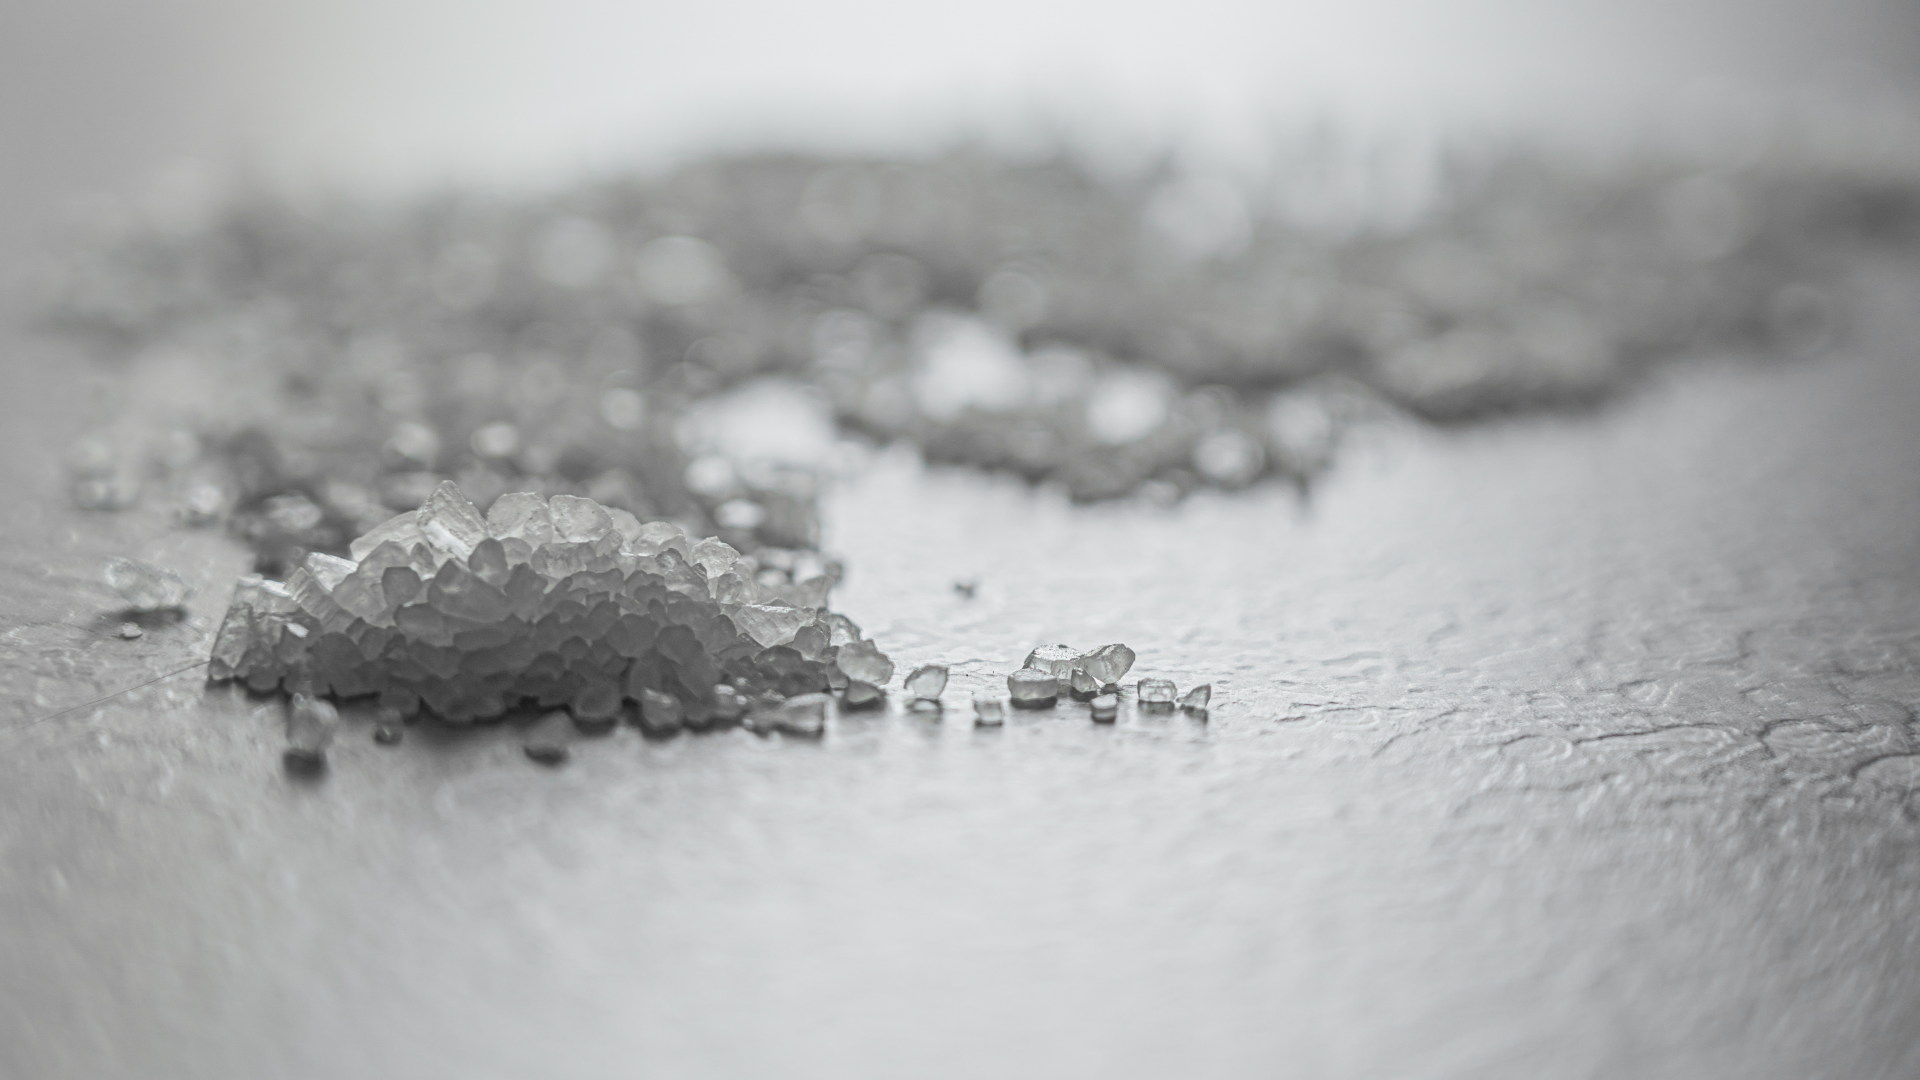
(1090, 693, 1119, 723)
(1008, 669, 1058, 708)
(1137, 678, 1177, 708)
(1179, 684, 1212, 714)
(1079, 644, 1136, 686)
(904, 664, 948, 700)
(1022, 644, 1079, 679)
(973, 694, 1008, 726)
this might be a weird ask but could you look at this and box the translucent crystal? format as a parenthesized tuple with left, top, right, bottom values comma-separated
(1078, 644, 1135, 686)
(1179, 684, 1212, 715)
(285, 694, 338, 767)
(571, 679, 623, 733)
(835, 639, 894, 685)
(417, 480, 488, 558)
(1008, 668, 1057, 708)
(972, 694, 1008, 726)
(904, 664, 948, 700)
(373, 723, 403, 745)
(117, 623, 143, 640)
(842, 680, 885, 710)
(524, 711, 571, 764)
(1068, 668, 1099, 702)
(1137, 678, 1177, 708)
(1089, 693, 1119, 723)
(769, 693, 828, 737)
(103, 557, 192, 612)
(1022, 644, 1079, 679)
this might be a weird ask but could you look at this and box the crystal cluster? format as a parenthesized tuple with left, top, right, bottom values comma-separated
(208, 482, 879, 727)
(41, 143, 1897, 576)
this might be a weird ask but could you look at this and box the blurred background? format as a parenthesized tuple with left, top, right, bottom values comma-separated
(7, 0, 1920, 258)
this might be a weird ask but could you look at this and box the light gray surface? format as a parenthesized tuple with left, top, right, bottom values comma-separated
(3, 264, 1920, 1079)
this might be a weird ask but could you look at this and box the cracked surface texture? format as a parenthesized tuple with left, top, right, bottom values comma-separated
(3, 263, 1920, 1078)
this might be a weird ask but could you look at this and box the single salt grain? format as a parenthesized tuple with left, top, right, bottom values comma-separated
(1179, 684, 1212, 714)
(773, 693, 829, 737)
(570, 680, 623, 733)
(904, 664, 948, 700)
(973, 694, 1008, 726)
(953, 579, 978, 599)
(285, 694, 338, 768)
(1137, 678, 1177, 708)
(373, 724, 403, 745)
(636, 688, 683, 738)
(835, 639, 894, 685)
(116, 623, 143, 640)
(1090, 693, 1119, 723)
(103, 556, 192, 613)
(1068, 668, 1099, 701)
(1078, 644, 1135, 685)
(843, 680, 885, 710)
(1023, 644, 1079, 678)
(524, 712, 571, 764)
(1008, 668, 1058, 708)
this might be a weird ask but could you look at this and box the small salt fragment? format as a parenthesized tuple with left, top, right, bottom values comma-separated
(904, 664, 948, 700)
(570, 679, 624, 733)
(1090, 693, 1119, 723)
(953, 579, 978, 599)
(1008, 669, 1058, 708)
(636, 688, 684, 737)
(417, 481, 488, 558)
(1179, 684, 1212, 714)
(701, 684, 748, 729)
(773, 693, 829, 737)
(1137, 678, 1176, 709)
(1079, 644, 1135, 685)
(835, 639, 894, 685)
(843, 680, 886, 710)
(285, 694, 338, 768)
(117, 623, 143, 640)
(1022, 644, 1079, 679)
(103, 556, 192, 613)
(373, 724, 403, 745)
(973, 694, 1008, 726)
(1068, 668, 1099, 701)
(523, 711, 571, 764)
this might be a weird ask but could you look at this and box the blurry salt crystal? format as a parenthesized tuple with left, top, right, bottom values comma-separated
(103, 557, 192, 612)
(904, 664, 948, 700)
(684, 455, 736, 497)
(571, 680, 623, 733)
(707, 684, 748, 726)
(842, 680, 885, 710)
(384, 422, 440, 467)
(1022, 644, 1079, 679)
(636, 688, 683, 737)
(714, 499, 767, 530)
(773, 693, 829, 737)
(952, 578, 978, 599)
(285, 694, 338, 766)
(469, 421, 520, 459)
(1086, 370, 1171, 444)
(1137, 678, 1177, 708)
(1192, 430, 1266, 487)
(1069, 668, 1099, 702)
(1089, 693, 1119, 723)
(535, 217, 612, 288)
(373, 724, 403, 745)
(1179, 684, 1212, 713)
(1008, 669, 1058, 708)
(523, 711, 571, 764)
(1078, 643, 1135, 685)
(835, 639, 894, 685)
(116, 622, 143, 640)
(973, 694, 1008, 727)
(264, 493, 324, 532)
(599, 388, 646, 431)
(177, 480, 227, 525)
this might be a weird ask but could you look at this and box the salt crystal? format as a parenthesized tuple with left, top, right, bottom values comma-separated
(835, 639, 894, 685)
(285, 694, 338, 768)
(1078, 644, 1135, 685)
(549, 494, 613, 543)
(373, 724, 403, 745)
(1008, 668, 1057, 708)
(417, 480, 488, 558)
(973, 694, 1008, 726)
(904, 664, 948, 700)
(524, 711, 572, 763)
(1089, 693, 1119, 723)
(1179, 684, 1212, 715)
(1068, 668, 1099, 701)
(842, 680, 885, 710)
(117, 623, 143, 640)
(1022, 644, 1079, 679)
(103, 557, 192, 613)
(571, 679, 623, 733)
(772, 693, 829, 737)
(1137, 678, 1176, 709)
(636, 688, 683, 737)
